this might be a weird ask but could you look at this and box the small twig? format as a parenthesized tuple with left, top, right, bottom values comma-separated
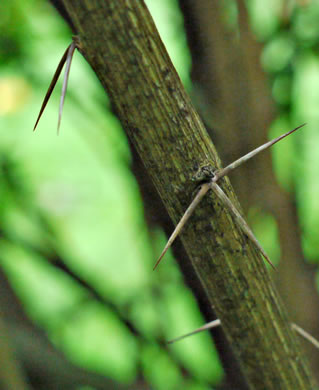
(167, 319, 221, 344)
(34, 41, 77, 133)
(291, 323, 319, 350)
(153, 124, 306, 270)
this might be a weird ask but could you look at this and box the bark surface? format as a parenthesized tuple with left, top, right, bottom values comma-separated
(179, 0, 319, 381)
(50, 1, 316, 389)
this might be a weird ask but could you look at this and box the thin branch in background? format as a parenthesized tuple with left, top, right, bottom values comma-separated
(34, 41, 76, 133)
(154, 124, 306, 270)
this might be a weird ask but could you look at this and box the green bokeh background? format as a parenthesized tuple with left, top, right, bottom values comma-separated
(1, 1, 319, 389)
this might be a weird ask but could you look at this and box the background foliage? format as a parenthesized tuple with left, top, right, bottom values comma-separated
(0, 0, 319, 389)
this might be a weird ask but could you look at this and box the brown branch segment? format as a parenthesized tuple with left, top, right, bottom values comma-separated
(47, 1, 316, 389)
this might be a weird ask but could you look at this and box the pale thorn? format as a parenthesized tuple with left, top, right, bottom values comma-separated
(210, 182, 275, 270)
(154, 124, 305, 270)
(291, 323, 319, 350)
(33, 41, 76, 132)
(57, 41, 76, 134)
(167, 319, 221, 344)
(153, 182, 210, 270)
(215, 123, 306, 181)
(166, 319, 319, 349)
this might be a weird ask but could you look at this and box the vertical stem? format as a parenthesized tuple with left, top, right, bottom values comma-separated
(48, 1, 316, 388)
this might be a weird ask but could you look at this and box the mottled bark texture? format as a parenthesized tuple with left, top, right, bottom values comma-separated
(179, 0, 319, 381)
(49, 1, 316, 389)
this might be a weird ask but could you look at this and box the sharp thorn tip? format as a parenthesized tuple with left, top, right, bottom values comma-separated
(153, 255, 164, 271)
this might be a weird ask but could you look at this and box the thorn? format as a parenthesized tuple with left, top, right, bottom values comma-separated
(34, 44, 70, 131)
(154, 124, 305, 271)
(167, 319, 221, 344)
(291, 323, 319, 350)
(57, 41, 76, 134)
(33, 42, 76, 132)
(215, 124, 306, 180)
(153, 183, 210, 270)
(210, 182, 276, 270)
